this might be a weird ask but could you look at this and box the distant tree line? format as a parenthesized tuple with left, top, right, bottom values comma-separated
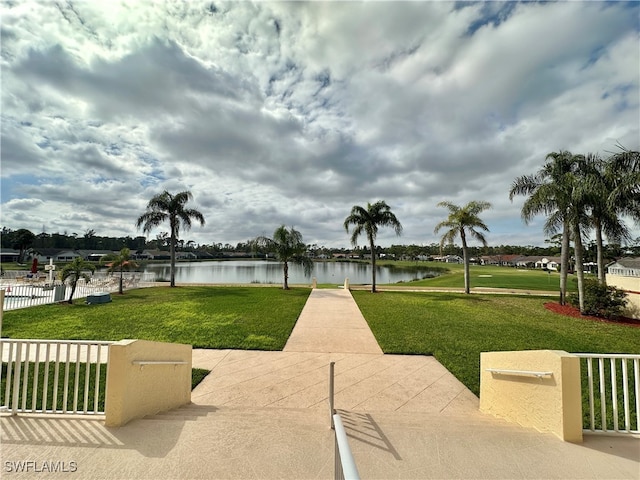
(2, 226, 638, 266)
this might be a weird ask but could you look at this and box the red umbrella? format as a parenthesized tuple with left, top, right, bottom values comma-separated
(30, 258, 38, 274)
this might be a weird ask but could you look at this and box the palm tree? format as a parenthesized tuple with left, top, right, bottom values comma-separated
(607, 146, 640, 223)
(100, 247, 139, 294)
(343, 201, 403, 293)
(577, 153, 632, 284)
(136, 191, 205, 287)
(253, 225, 313, 290)
(509, 151, 579, 305)
(61, 257, 96, 304)
(434, 201, 491, 294)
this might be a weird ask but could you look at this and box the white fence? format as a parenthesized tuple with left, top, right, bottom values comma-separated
(574, 353, 640, 436)
(1, 273, 145, 310)
(0, 339, 113, 416)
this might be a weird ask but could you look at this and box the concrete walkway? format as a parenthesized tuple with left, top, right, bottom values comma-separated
(1, 288, 638, 479)
(283, 288, 383, 354)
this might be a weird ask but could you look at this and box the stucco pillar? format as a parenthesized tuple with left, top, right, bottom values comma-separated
(480, 350, 582, 442)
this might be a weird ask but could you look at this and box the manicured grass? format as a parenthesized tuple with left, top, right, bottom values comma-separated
(352, 291, 640, 396)
(2, 286, 311, 350)
(378, 261, 580, 292)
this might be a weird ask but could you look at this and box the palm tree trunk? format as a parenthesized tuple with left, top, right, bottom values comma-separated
(68, 281, 76, 304)
(119, 269, 124, 294)
(283, 261, 289, 290)
(461, 234, 470, 295)
(559, 221, 570, 305)
(170, 229, 176, 288)
(370, 239, 377, 293)
(573, 221, 586, 313)
(594, 219, 606, 285)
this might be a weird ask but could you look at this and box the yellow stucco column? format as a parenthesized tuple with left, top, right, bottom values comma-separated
(480, 350, 583, 443)
(105, 339, 192, 427)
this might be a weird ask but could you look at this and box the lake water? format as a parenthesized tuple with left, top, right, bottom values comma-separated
(143, 260, 435, 285)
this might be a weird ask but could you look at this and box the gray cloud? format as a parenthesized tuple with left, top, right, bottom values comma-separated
(1, 1, 638, 248)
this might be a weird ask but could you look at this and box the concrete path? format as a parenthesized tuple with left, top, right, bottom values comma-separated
(283, 288, 383, 354)
(2, 287, 638, 479)
(191, 350, 477, 415)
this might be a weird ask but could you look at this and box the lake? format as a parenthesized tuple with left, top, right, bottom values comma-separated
(142, 260, 436, 285)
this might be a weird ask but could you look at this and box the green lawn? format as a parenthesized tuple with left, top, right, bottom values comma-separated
(1, 286, 311, 350)
(380, 261, 579, 291)
(352, 290, 640, 395)
(4, 283, 637, 428)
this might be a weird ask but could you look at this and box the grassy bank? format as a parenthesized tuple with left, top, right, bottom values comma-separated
(1, 286, 311, 350)
(378, 261, 579, 291)
(352, 290, 640, 395)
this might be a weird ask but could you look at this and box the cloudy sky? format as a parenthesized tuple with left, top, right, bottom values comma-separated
(1, 1, 639, 249)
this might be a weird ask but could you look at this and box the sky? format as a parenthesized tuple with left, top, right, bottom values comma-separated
(1, 1, 639, 249)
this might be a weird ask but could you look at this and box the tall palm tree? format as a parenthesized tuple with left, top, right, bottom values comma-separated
(577, 153, 632, 284)
(61, 257, 96, 304)
(434, 201, 491, 294)
(607, 147, 640, 239)
(344, 201, 403, 293)
(607, 146, 640, 223)
(100, 247, 139, 294)
(509, 151, 579, 305)
(136, 191, 205, 287)
(565, 172, 590, 313)
(253, 225, 313, 290)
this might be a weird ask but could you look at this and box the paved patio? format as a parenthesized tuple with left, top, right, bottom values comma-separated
(1, 288, 638, 479)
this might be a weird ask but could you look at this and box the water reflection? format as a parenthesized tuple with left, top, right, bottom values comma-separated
(143, 260, 435, 285)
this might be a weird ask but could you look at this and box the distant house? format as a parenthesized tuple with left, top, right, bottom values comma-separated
(478, 255, 524, 266)
(133, 251, 153, 260)
(479, 256, 500, 266)
(608, 257, 640, 277)
(606, 257, 640, 319)
(78, 250, 118, 262)
(140, 250, 171, 260)
(34, 249, 81, 263)
(535, 257, 562, 271)
(439, 255, 462, 264)
(0, 249, 21, 263)
(194, 250, 216, 260)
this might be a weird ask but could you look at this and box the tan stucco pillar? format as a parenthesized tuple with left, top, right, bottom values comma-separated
(105, 339, 192, 427)
(480, 350, 582, 442)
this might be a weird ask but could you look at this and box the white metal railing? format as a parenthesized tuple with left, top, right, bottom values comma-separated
(329, 362, 360, 480)
(0, 339, 113, 416)
(333, 414, 361, 480)
(574, 353, 640, 436)
(1, 274, 141, 311)
(329, 361, 335, 428)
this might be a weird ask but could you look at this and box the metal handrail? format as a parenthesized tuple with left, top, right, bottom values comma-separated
(333, 414, 360, 480)
(486, 368, 553, 378)
(329, 361, 335, 429)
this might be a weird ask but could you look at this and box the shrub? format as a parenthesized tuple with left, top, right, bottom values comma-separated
(569, 279, 628, 319)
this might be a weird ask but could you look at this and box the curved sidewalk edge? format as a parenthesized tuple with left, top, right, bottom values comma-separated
(283, 288, 383, 354)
